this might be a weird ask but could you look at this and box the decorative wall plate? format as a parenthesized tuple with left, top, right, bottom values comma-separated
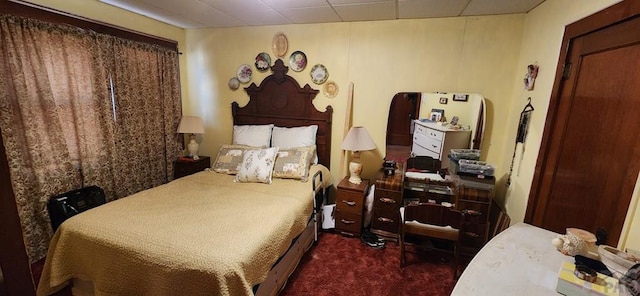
(289, 51, 307, 72)
(228, 77, 240, 90)
(323, 81, 339, 98)
(272, 32, 289, 58)
(255, 52, 271, 72)
(310, 64, 328, 84)
(236, 64, 252, 83)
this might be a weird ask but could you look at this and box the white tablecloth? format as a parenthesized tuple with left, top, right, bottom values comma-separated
(452, 223, 571, 295)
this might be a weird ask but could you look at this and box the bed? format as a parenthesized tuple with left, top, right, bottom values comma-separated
(36, 59, 334, 296)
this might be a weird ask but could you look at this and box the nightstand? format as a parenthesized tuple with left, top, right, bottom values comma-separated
(173, 156, 210, 179)
(334, 177, 370, 237)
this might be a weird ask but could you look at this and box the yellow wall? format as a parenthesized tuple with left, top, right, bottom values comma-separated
(500, 0, 640, 250)
(24, 0, 189, 103)
(185, 15, 524, 186)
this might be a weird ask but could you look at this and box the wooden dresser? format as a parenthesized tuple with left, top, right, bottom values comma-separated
(370, 162, 405, 241)
(453, 174, 495, 258)
(412, 120, 471, 169)
(334, 177, 370, 237)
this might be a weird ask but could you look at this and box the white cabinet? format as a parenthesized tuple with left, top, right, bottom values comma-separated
(411, 120, 471, 168)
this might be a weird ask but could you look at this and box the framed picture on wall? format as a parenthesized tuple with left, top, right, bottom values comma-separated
(439, 97, 448, 104)
(453, 94, 469, 102)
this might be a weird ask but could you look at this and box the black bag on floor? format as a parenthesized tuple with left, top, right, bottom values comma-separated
(47, 185, 105, 232)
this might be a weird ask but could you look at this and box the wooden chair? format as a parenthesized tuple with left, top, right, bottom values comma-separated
(400, 202, 464, 278)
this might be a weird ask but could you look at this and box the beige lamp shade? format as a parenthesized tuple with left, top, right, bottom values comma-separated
(341, 126, 376, 184)
(177, 116, 205, 160)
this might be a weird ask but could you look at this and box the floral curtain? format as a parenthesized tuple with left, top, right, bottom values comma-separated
(0, 15, 182, 263)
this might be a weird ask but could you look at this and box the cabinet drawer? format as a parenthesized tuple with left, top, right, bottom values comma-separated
(374, 189, 402, 210)
(458, 200, 490, 221)
(371, 207, 399, 234)
(459, 186, 493, 202)
(335, 210, 362, 235)
(415, 124, 444, 141)
(412, 142, 440, 159)
(460, 222, 490, 249)
(336, 191, 364, 214)
(413, 133, 442, 154)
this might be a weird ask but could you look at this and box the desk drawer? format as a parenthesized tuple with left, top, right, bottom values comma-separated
(374, 189, 401, 210)
(371, 207, 399, 234)
(458, 200, 490, 219)
(335, 209, 362, 235)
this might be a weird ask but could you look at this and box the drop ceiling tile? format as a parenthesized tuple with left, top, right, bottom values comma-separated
(277, 6, 341, 24)
(198, 0, 271, 14)
(173, 1, 246, 27)
(234, 9, 292, 26)
(462, 0, 545, 15)
(328, 0, 393, 4)
(261, 0, 330, 9)
(332, 2, 396, 22)
(398, 0, 471, 18)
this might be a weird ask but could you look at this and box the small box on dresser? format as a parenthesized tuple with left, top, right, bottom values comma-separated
(174, 156, 211, 179)
(371, 162, 405, 241)
(334, 177, 370, 237)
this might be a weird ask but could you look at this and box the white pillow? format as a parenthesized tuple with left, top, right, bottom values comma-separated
(272, 125, 318, 163)
(271, 125, 317, 148)
(232, 124, 274, 147)
(235, 147, 279, 184)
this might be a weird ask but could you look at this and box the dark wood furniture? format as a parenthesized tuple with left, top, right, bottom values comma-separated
(453, 175, 495, 258)
(400, 202, 464, 278)
(173, 156, 211, 179)
(371, 162, 405, 241)
(233, 59, 333, 168)
(335, 177, 370, 237)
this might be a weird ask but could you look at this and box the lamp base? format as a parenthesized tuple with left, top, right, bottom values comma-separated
(187, 134, 199, 160)
(348, 161, 363, 184)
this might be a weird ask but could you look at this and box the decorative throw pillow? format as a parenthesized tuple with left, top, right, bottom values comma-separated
(212, 145, 261, 174)
(232, 124, 274, 147)
(235, 147, 279, 184)
(272, 146, 315, 181)
(271, 125, 318, 163)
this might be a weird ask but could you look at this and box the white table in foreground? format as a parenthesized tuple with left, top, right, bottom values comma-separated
(452, 223, 571, 295)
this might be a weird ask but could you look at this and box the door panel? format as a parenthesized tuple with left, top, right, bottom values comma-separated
(527, 4, 640, 246)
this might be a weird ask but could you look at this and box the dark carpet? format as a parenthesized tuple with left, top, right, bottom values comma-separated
(280, 232, 457, 296)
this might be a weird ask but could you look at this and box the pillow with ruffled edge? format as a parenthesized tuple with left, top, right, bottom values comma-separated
(272, 146, 315, 181)
(271, 125, 318, 163)
(232, 124, 274, 147)
(235, 147, 279, 184)
(212, 144, 262, 174)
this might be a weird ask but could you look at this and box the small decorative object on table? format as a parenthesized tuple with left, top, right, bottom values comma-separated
(551, 228, 597, 258)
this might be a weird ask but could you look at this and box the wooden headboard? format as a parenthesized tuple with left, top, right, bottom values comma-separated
(232, 59, 333, 168)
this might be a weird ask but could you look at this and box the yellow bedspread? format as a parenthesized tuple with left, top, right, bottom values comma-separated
(37, 165, 331, 296)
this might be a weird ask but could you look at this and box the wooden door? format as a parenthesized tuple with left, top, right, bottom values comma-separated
(526, 0, 640, 246)
(386, 92, 421, 146)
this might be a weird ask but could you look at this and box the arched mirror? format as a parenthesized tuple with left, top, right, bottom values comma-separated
(385, 92, 486, 166)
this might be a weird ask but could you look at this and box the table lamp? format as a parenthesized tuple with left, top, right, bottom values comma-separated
(177, 116, 205, 160)
(341, 126, 376, 184)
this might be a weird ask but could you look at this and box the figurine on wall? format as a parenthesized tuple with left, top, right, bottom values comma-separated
(524, 64, 539, 90)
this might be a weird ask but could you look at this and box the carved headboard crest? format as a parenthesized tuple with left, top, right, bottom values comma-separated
(232, 59, 333, 168)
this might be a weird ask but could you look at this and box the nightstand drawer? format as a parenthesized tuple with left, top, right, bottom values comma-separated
(336, 191, 365, 215)
(335, 209, 362, 235)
